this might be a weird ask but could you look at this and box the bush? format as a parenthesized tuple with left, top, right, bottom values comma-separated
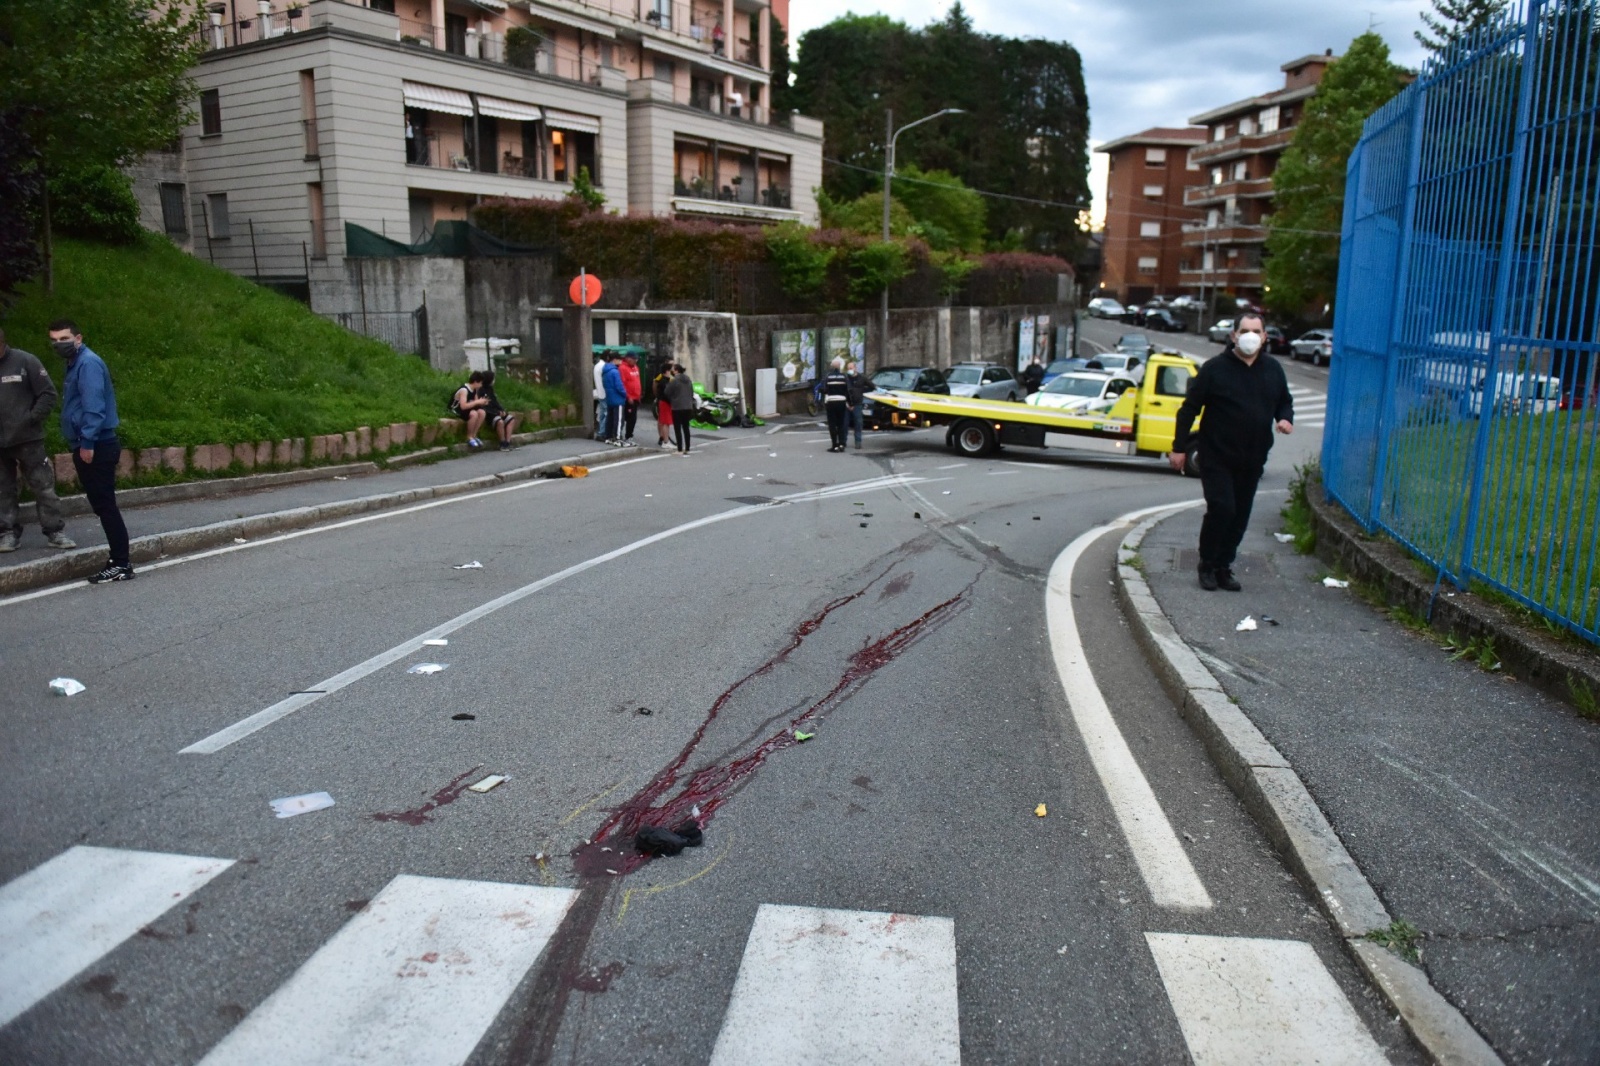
(505, 25, 542, 70)
(48, 165, 142, 245)
(846, 241, 908, 303)
(766, 221, 834, 301)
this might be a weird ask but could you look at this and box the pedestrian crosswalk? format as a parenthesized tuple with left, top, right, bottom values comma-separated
(0, 846, 1391, 1064)
(1290, 385, 1327, 430)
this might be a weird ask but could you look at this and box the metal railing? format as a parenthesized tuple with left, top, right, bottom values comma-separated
(334, 306, 429, 358)
(673, 178, 790, 208)
(1324, 0, 1600, 645)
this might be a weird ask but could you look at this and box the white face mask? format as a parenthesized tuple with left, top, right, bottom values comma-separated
(1235, 331, 1263, 357)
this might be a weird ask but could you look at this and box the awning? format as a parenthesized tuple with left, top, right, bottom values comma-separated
(544, 109, 601, 135)
(466, 0, 506, 10)
(476, 94, 543, 122)
(524, 5, 616, 38)
(403, 82, 474, 117)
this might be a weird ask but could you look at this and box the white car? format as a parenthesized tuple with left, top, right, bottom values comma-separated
(1208, 318, 1235, 343)
(945, 362, 1022, 401)
(1025, 373, 1138, 412)
(1291, 330, 1335, 366)
(1087, 296, 1126, 319)
(1088, 351, 1147, 383)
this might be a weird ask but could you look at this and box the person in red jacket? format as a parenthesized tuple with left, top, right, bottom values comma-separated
(619, 351, 643, 446)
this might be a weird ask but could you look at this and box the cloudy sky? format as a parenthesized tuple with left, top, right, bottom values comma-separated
(787, 0, 1439, 223)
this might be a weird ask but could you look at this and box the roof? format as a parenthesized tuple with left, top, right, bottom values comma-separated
(1280, 52, 1337, 73)
(1095, 127, 1207, 154)
(1188, 83, 1319, 126)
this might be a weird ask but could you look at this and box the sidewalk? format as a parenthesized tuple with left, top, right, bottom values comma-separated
(1128, 507, 1600, 1065)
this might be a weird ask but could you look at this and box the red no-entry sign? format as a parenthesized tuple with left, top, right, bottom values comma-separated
(569, 273, 603, 306)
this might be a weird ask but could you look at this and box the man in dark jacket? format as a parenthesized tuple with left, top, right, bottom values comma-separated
(1170, 314, 1293, 592)
(0, 327, 76, 553)
(820, 358, 850, 452)
(844, 360, 868, 450)
(51, 319, 132, 583)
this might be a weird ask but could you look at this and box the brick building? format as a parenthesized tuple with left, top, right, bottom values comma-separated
(1095, 127, 1207, 306)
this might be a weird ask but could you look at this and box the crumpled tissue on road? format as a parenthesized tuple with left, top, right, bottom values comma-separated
(1274, 533, 1296, 543)
(452, 561, 483, 570)
(1235, 616, 1258, 632)
(48, 678, 86, 696)
(407, 663, 448, 675)
(270, 792, 335, 818)
(1322, 576, 1350, 588)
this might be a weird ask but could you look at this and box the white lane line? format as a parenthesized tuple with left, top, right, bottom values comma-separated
(708, 904, 959, 1066)
(935, 462, 968, 470)
(198, 875, 576, 1066)
(181, 474, 924, 754)
(0, 846, 233, 1027)
(1046, 503, 1213, 910)
(738, 444, 773, 449)
(0, 451, 676, 609)
(1146, 933, 1388, 1065)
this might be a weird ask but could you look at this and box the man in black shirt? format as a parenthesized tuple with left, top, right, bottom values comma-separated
(821, 358, 850, 452)
(1170, 314, 1294, 591)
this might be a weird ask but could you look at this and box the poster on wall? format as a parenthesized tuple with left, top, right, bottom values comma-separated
(1017, 318, 1036, 373)
(771, 329, 819, 391)
(1034, 314, 1052, 364)
(822, 326, 866, 371)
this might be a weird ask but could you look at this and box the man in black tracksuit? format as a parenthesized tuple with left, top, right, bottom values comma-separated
(1170, 314, 1294, 592)
(820, 358, 850, 452)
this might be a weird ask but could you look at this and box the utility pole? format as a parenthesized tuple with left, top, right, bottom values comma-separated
(879, 106, 964, 364)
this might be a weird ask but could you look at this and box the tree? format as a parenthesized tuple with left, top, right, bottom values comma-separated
(0, 0, 204, 288)
(1264, 32, 1408, 318)
(1415, 0, 1510, 55)
(0, 111, 44, 307)
(891, 165, 986, 252)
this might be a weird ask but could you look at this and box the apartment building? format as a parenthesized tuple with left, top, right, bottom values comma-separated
(138, 0, 822, 292)
(1181, 51, 1335, 304)
(1094, 127, 1207, 305)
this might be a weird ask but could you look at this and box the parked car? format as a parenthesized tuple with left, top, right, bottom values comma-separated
(1115, 333, 1154, 358)
(1291, 330, 1335, 366)
(1208, 318, 1235, 343)
(1088, 351, 1147, 383)
(1143, 308, 1184, 332)
(1266, 326, 1290, 354)
(945, 362, 1022, 401)
(1026, 373, 1139, 412)
(1039, 357, 1090, 387)
(1168, 295, 1202, 311)
(863, 365, 950, 428)
(1086, 296, 1127, 319)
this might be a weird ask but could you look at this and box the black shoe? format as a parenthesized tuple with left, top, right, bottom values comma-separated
(1216, 568, 1242, 592)
(1198, 568, 1219, 591)
(88, 563, 136, 584)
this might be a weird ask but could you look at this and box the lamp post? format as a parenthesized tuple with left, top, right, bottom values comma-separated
(880, 106, 964, 363)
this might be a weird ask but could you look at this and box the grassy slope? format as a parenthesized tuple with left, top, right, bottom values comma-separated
(3, 235, 571, 453)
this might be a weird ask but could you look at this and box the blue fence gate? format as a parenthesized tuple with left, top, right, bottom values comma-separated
(1325, 0, 1600, 645)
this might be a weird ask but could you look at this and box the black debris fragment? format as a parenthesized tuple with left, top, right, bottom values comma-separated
(634, 820, 704, 856)
(637, 706, 653, 716)
(451, 713, 476, 721)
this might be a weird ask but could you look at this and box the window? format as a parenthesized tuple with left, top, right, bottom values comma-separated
(1186, 154, 1199, 171)
(1233, 161, 1248, 180)
(1139, 222, 1160, 238)
(300, 70, 318, 157)
(444, 13, 468, 54)
(1142, 184, 1163, 198)
(1144, 147, 1166, 165)
(200, 89, 221, 136)
(307, 182, 326, 259)
(1137, 256, 1158, 273)
(207, 193, 230, 239)
(1259, 105, 1280, 133)
(654, 58, 675, 82)
(1238, 117, 1255, 136)
(158, 183, 187, 237)
(1212, 124, 1226, 141)
(1206, 209, 1220, 228)
(1211, 167, 1223, 185)
(1155, 365, 1192, 397)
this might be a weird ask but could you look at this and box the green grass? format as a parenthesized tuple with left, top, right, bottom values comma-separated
(3, 234, 574, 453)
(1366, 918, 1423, 963)
(1279, 461, 1319, 554)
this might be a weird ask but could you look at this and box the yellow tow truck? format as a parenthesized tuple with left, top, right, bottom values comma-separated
(868, 351, 1200, 465)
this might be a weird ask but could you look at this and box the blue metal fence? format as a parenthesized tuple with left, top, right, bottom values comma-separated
(1325, 0, 1600, 646)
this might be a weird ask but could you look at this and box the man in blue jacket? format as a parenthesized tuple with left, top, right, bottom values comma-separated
(600, 351, 628, 446)
(49, 319, 133, 583)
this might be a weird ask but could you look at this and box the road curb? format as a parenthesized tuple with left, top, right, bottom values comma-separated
(0, 443, 633, 597)
(1113, 511, 1502, 1066)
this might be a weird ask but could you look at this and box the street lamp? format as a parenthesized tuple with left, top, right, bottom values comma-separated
(880, 107, 964, 362)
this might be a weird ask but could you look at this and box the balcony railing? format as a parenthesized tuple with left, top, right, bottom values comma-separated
(1188, 126, 1295, 164)
(303, 117, 320, 158)
(674, 177, 790, 209)
(1180, 223, 1267, 246)
(1184, 177, 1273, 206)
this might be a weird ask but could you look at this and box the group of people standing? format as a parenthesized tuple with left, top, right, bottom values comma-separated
(592, 350, 701, 454)
(817, 358, 869, 452)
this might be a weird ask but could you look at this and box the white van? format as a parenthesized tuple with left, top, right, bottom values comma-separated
(1468, 371, 1563, 416)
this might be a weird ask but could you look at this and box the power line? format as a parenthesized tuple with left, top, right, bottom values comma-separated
(823, 156, 1093, 212)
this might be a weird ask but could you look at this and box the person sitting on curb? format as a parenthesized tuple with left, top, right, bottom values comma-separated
(479, 369, 518, 452)
(0, 325, 77, 553)
(450, 371, 490, 450)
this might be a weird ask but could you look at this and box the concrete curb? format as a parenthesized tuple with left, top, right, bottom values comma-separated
(0, 440, 629, 597)
(1114, 512, 1502, 1066)
(1306, 474, 1600, 714)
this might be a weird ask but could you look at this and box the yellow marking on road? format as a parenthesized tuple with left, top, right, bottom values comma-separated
(614, 838, 734, 927)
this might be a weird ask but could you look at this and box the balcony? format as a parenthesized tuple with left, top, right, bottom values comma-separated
(1185, 177, 1273, 206)
(674, 176, 789, 208)
(1181, 223, 1267, 247)
(1188, 126, 1294, 164)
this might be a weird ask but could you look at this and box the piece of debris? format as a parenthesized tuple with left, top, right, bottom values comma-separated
(1260, 615, 1280, 626)
(452, 561, 483, 570)
(424, 638, 449, 647)
(1035, 803, 1048, 817)
(467, 774, 507, 793)
(645, 493, 653, 497)
(1033, 516, 1041, 521)
(635, 820, 704, 856)
(48, 678, 87, 696)
(728, 472, 736, 479)
(1057, 945, 1069, 955)
(407, 663, 447, 675)
(234, 537, 248, 544)
(793, 729, 815, 742)
(637, 707, 653, 716)
(913, 512, 922, 519)
(860, 522, 868, 528)
(768, 452, 778, 458)
(561, 465, 589, 478)
(1322, 576, 1350, 588)
(270, 792, 335, 819)
(1235, 616, 1258, 632)
(451, 713, 476, 721)
(942, 491, 951, 495)
(1274, 532, 1296, 543)
(333, 476, 349, 481)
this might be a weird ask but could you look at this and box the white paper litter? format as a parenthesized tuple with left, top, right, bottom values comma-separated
(48, 677, 86, 696)
(1323, 577, 1350, 588)
(942, 491, 952, 495)
(407, 663, 448, 675)
(768, 452, 778, 458)
(467, 774, 507, 793)
(728, 472, 736, 479)
(645, 493, 653, 497)
(270, 792, 335, 818)
(333, 476, 349, 481)
(423, 638, 449, 647)
(1235, 616, 1258, 632)
(233, 537, 248, 544)
(1274, 532, 1296, 543)
(452, 561, 483, 570)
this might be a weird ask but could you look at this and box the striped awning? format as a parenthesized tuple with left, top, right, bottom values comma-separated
(476, 94, 543, 122)
(544, 109, 601, 135)
(402, 82, 473, 117)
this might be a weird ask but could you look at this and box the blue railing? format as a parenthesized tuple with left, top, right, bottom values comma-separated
(1325, 0, 1600, 646)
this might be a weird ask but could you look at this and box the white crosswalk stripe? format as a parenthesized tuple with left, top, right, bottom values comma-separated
(198, 874, 576, 1066)
(1147, 932, 1388, 1064)
(708, 904, 961, 1066)
(0, 845, 233, 1028)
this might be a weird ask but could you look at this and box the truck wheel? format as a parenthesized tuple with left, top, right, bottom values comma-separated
(952, 419, 996, 457)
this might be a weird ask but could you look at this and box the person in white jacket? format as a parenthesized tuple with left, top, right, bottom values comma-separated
(592, 352, 608, 440)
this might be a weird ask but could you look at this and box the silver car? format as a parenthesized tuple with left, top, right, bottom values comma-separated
(945, 362, 1022, 401)
(1208, 318, 1235, 343)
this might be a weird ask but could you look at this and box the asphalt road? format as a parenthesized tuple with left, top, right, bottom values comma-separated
(0, 352, 1407, 1064)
